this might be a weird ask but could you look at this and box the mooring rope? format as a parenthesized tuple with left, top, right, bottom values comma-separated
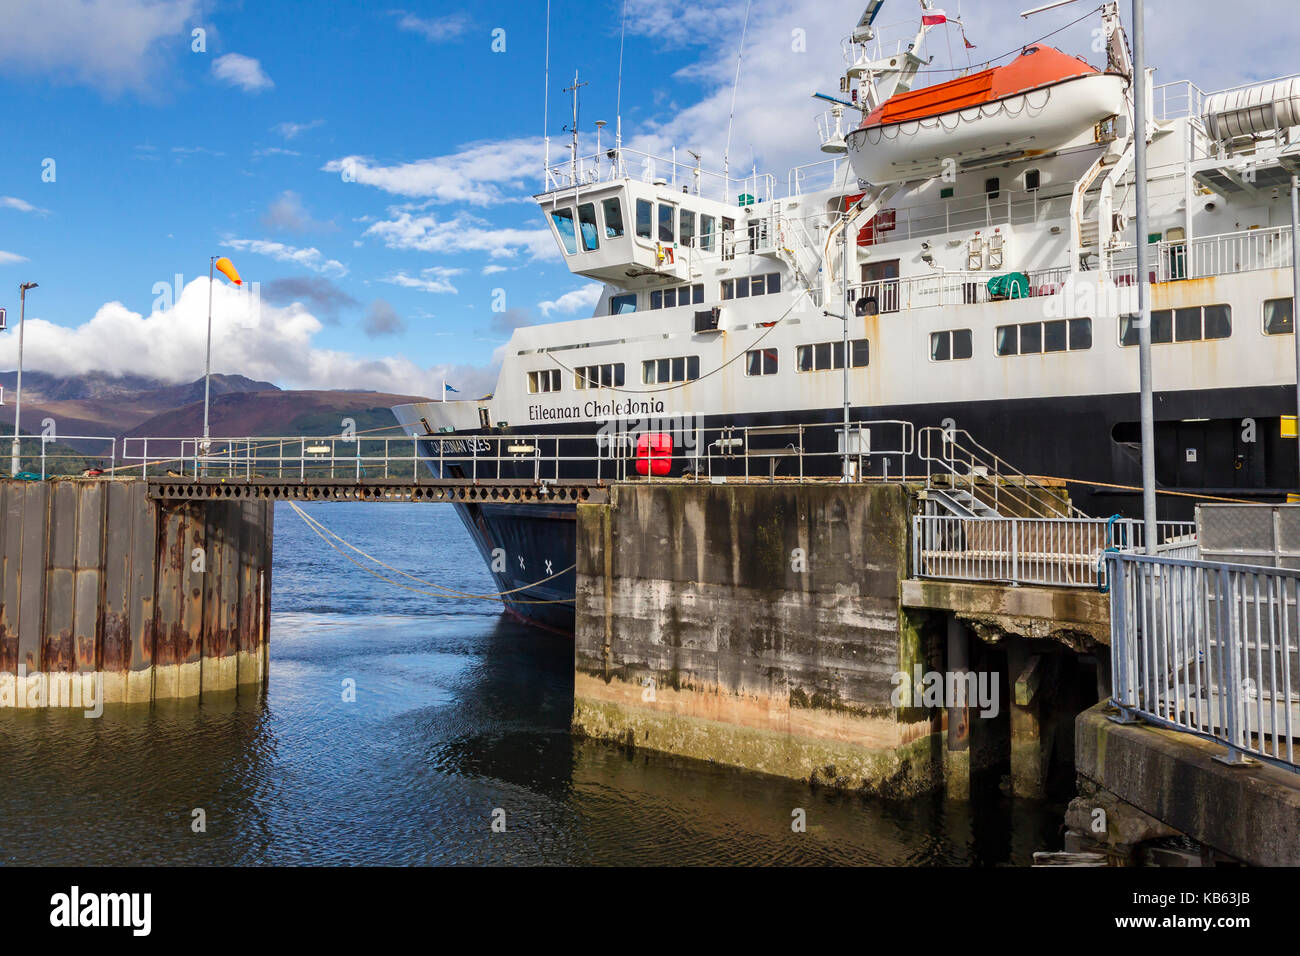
(287, 501, 576, 605)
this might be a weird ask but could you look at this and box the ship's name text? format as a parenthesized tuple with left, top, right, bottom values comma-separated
(528, 399, 666, 422)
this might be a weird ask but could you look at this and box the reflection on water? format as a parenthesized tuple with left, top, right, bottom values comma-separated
(0, 503, 1062, 865)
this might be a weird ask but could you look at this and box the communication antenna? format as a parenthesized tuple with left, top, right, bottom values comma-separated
(563, 72, 588, 184)
(615, 0, 628, 159)
(722, 0, 754, 185)
(542, 0, 551, 185)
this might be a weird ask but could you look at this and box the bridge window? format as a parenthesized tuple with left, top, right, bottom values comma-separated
(745, 348, 778, 376)
(797, 338, 868, 371)
(575, 363, 626, 389)
(609, 293, 637, 315)
(527, 369, 562, 393)
(658, 203, 675, 243)
(1265, 296, 1294, 334)
(642, 355, 700, 384)
(1121, 305, 1230, 346)
(636, 199, 652, 239)
(578, 203, 599, 251)
(996, 318, 1091, 355)
(700, 214, 716, 252)
(680, 209, 696, 248)
(602, 198, 624, 238)
(551, 206, 577, 255)
(721, 217, 735, 260)
(722, 273, 780, 300)
(930, 328, 972, 362)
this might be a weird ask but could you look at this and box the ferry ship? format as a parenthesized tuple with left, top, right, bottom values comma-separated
(394, 0, 1300, 632)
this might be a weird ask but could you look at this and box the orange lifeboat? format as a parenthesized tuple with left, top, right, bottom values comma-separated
(847, 45, 1128, 184)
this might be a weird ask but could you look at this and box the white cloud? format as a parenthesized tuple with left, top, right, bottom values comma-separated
(539, 283, 602, 317)
(212, 53, 273, 93)
(0, 278, 492, 395)
(221, 239, 347, 277)
(481, 264, 509, 275)
(0, 251, 30, 265)
(323, 137, 545, 205)
(382, 267, 463, 294)
(363, 210, 556, 260)
(272, 119, 323, 140)
(0, 197, 48, 215)
(394, 12, 470, 42)
(0, 0, 198, 96)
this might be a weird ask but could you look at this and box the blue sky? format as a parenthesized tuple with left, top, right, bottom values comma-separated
(1, 0, 1295, 397)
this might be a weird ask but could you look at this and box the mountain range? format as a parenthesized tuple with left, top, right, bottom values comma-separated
(0, 371, 434, 466)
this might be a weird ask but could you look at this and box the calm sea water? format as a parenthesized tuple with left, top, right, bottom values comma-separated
(0, 502, 1063, 865)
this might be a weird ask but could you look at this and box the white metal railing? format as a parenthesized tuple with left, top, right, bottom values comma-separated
(1153, 79, 1205, 122)
(788, 158, 846, 196)
(109, 420, 917, 486)
(542, 146, 777, 205)
(912, 515, 1197, 589)
(6, 435, 119, 479)
(846, 264, 1073, 315)
(1110, 224, 1293, 286)
(1109, 550, 1300, 772)
(919, 426, 1085, 519)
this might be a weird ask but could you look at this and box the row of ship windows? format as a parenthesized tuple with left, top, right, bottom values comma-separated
(528, 299, 1300, 392)
(613, 272, 783, 314)
(526, 340, 868, 393)
(525, 359, 699, 393)
(549, 197, 733, 256)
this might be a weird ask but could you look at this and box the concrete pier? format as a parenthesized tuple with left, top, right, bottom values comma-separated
(572, 480, 1111, 800)
(573, 483, 946, 797)
(1067, 703, 1300, 866)
(0, 479, 272, 707)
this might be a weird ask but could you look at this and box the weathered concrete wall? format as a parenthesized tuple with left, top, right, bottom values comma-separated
(0, 479, 272, 708)
(573, 482, 945, 797)
(902, 579, 1110, 651)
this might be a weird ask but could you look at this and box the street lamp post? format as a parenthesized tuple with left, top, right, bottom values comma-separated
(1291, 175, 1300, 486)
(1133, 0, 1157, 555)
(204, 255, 215, 452)
(9, 281, 38, 477)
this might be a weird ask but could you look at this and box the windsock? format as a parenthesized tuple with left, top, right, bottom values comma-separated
(214, 256, 242, 285)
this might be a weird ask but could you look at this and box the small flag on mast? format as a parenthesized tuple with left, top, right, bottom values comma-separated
(921, 8, 947, 26)
(445, 383, 459, 394)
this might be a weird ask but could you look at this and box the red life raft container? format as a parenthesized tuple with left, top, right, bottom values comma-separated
(635, 433, 672, 477)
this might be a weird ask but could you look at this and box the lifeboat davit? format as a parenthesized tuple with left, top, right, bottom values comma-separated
(846, 45, 1128, 185)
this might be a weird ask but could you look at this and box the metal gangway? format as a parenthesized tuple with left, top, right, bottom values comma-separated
(6, 420, 921, 501)
(911, 514, 1198, 589)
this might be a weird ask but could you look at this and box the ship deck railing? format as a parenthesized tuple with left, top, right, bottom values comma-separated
(828, 223, 1293, 315)
(541, 146, 777, 205)
(1107, 549, 1300, 772)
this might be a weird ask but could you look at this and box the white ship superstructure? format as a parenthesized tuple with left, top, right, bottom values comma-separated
(395, 0, 1300, 629)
